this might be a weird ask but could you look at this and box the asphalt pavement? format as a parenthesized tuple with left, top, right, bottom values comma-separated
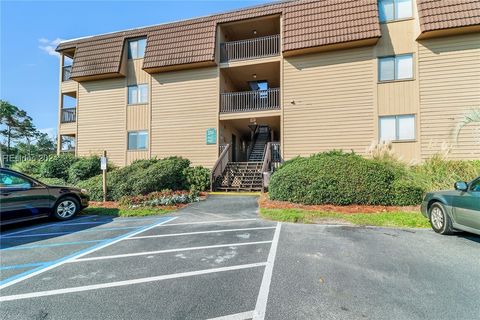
(0, 195, 479, 320)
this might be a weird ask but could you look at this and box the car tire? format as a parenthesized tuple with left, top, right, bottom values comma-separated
(429, 202, 454, 235)
(52, 196, 80, 221)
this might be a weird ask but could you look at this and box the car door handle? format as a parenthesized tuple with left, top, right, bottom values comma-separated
(0, 193, 11, 196)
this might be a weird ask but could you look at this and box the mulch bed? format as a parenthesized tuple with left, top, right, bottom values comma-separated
(259, 194, 419, 214)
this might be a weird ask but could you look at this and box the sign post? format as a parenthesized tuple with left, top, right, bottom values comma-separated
(101, 151, 108, 202)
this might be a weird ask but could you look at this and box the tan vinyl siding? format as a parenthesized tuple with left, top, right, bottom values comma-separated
(126, 151, 149, 164)
(77, 78, 126, 165)
(61, 80, 78, 93)
(378, 81, 418, 115)
(151, 67, 219, 167)
(127, 105, 149, 131)
(283, 47, 375, 159)
(419, 34, 480, 160)
(127, 59, 149, 85)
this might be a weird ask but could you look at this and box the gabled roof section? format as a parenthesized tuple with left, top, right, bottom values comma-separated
(57, 0, 382, 80)
(417, 0, 480, 33)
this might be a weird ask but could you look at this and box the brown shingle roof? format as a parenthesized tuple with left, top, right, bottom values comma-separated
(58, 0, 382, 79)
(417, 0, 480, 33)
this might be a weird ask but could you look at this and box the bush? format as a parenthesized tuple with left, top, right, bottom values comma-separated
(68, 156, 102, 184)
(391, 179, 425, 206)
(77, 175, 104, 201)
(41, 154, 78, 180)
(184, 166, 210, 192)
(131, 157, 190, 196)
(37, 177, 71, 187)
(10, 160, 43, 176)
(269, 151, 397, 205)
(78, 157, 191, 201)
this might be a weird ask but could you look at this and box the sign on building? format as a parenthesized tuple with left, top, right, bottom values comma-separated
(206, 128, 217, 145)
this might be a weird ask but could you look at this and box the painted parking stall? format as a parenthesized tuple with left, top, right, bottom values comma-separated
(0, 197, 282, 320)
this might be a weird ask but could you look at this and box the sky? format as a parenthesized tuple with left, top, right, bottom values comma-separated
(0, 0, 272, 137)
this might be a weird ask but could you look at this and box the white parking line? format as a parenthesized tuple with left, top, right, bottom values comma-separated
(0, 217, 177, 290)
(156, 218, 259, 227)
(208, 310, 254, 320)
(71, 241, 273, 263)
(0, 262, 267, 302)
(253, 223, 282, 320)
(128, 226, 276, 240)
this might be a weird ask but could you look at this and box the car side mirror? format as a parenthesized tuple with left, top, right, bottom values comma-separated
(454, 181, 468, 192)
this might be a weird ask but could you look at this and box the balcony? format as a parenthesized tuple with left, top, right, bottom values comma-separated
(220, 35, 280, 63)
(62, 66, 72, 81)
(220, 88, 280, 113)
(61, 108, 76, 123)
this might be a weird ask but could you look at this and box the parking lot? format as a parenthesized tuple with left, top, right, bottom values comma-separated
(1, 195, 479, 320)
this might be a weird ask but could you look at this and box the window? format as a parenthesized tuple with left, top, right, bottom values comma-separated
(379, 54, 413, 81)
(470, 179, 480, 192)
(61, 135, 76, 152)
(379, 0, 412, 22)
(0, 172, 32, 189)
(128, 84, 148, 104)
(128, 131, 148, 150)
(379, 115, 415, 142)
(128, 38, 147, 59)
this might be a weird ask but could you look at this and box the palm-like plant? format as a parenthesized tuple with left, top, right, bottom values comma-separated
(455, 108, 480, 143)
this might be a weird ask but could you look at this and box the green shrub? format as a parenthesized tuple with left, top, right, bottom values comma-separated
(77, 175, 104, 201)
(68, 156, 102, 183)
(131, 157, 190, 196)
(391, 179, 425, 206)
(78, 157, 191, 201)
(10, 160, 43, 176)
(269, 151, 397, 205)
(37, 177, 71, 186)
(412, 155, 480, 191)
(41, 154, 78, 180)
(184, 166, 210, 192)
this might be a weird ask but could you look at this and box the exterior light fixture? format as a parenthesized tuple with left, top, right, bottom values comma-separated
(252, 74, 257, 79)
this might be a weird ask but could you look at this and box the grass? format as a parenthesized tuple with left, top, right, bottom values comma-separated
(260, 208, 431, 228)
(81, 206, 176, 217)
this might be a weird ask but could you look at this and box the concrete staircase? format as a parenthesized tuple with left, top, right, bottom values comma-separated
(214, 162, 263, 192)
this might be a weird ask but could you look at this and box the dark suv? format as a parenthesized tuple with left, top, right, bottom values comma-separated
(0, 168, 89, 226)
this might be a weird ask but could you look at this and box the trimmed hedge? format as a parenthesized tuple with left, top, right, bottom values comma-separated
(269, 151, 419, 206)
(10, 160, 43, 177)
(79, 157, 192, 201)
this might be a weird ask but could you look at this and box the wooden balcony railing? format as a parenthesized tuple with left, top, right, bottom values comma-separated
(211, 144, 230, 191)
(62, 66, 72, 81)
(61, 108, 76, 123)
(220, 88, 280, 113)
(220, 34, 280, 63)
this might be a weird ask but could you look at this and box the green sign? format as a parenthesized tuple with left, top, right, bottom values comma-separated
(206, 128, 217, 145)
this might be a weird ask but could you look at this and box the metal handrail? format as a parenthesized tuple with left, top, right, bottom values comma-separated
(220, 34, 280, 62)
(211, 144, 230, 191)
(246, 126, 261, 161)
(61, 107, 76, 123)
(221, 88, 280, 113)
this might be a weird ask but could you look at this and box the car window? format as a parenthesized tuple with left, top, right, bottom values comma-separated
(470, 179, 480, 192)
(0, 172, 32, 189)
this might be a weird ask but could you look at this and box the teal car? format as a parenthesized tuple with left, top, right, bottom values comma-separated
(421, 177, 480, 235)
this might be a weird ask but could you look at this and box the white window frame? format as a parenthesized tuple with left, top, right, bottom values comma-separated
(128, 131, 148, 150)
(379, 0, 413, 23)
(127, 38, 147, 59)
(378, 54, 414, 82)
(128, 84, 148, 105)
(379, 114, 416, 142)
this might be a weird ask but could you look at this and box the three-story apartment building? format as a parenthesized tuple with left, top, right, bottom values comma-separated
(56, 0, 480, 190)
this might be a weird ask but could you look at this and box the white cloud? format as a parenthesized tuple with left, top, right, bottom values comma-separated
(38, 38, 64, 57)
